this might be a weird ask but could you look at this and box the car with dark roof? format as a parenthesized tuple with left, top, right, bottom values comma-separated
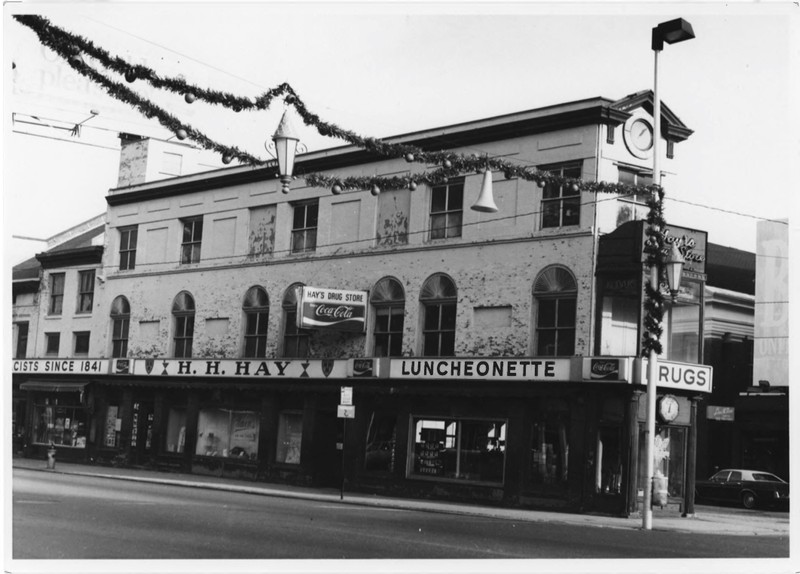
(695, 469, 789, 510)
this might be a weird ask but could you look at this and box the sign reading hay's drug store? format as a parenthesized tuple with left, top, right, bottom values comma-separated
(298, 286, 368, 332)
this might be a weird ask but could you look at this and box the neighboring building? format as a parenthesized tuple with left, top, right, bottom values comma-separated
(11, 215, 105, 454)
(13, 90, 716, 517)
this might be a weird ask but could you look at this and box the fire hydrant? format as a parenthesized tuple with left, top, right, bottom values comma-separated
(46, 443, 56, 470)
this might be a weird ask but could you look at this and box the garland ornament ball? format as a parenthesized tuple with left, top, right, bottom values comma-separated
(443, 159, 452, 169)
(332, 184, 343, 195)
(185, 92, 197, 104)
(405, 153, 415, 163)
(124, 68, 137, 83)
(371, 184, 381, 196)
(222, 154, 233, 165)
(409, 181, 417, 191)
(176, 129, 188, 140)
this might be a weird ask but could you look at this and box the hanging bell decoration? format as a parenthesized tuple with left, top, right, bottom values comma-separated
(471, 169, 498, 213)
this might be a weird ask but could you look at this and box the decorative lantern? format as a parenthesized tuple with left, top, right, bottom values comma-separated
(272, 110, 300, 194)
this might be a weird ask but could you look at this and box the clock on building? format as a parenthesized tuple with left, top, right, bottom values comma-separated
(657, 395, 680, 423)
(623, 117, 654, 159)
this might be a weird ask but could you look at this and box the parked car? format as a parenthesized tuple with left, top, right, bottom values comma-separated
(695, 469, 789, 510)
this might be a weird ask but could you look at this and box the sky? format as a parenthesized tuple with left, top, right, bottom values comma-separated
(3, 2, 799, 267)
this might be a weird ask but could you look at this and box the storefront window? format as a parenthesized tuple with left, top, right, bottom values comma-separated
(276, 411, 303, 464)
(596, 426, 623, 494)
(410, 417, 506, 483)
(34, 398, 87, 448)
(364, 412, 397, 472)
(103, 405, 121, 448)
(195, 408, 259, 460)
(664, 300, 701, 363)
(164, 408, 187, 454)
(530, 415, 570, 491)
(637, 425, 687, 498)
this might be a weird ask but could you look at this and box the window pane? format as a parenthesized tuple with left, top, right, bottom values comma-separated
(293, 205, 306, 229)
(375, 311, 390, 332)
(447, 183, 464, 210)
(440, 303, 457, 330)
(365, 413, 397, 472)
(431, 188, 447, 213)
(531, 412, 570, 491)
(537, 330, 556, 356)
(423, 334, 439, 357)
(447, 212, 462, 238)
(306, 203, 319, 228)
(543, 183, 561, 200)
(542, 202, 560, 228)
(558, 329, 575, 355)
(430, 214, 446, 240)
(276, 412, 303, 464)
(562, 197, 580, 225)
(424, 304, 440, 330)
(440, 331, 456, 356)
(557, 298, 576, 327)
(538, 299, 556, 327)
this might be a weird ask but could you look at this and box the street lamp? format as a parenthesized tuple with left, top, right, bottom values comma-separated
(272, 109, 301, 194)
(642, 17, 694, 532)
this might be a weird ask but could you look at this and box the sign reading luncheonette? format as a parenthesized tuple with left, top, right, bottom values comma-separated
(298, 286, 368, 332)
(390, 358, 572, 381)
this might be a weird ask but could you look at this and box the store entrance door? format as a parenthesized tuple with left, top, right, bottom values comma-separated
(312, 409, 343, 488)
(130, 400, 154, 465)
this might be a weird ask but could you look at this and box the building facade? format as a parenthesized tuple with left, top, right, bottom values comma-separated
(12, 91, 714, 516)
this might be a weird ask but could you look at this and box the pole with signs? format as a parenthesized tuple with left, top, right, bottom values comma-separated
(338, 387, 354, 500)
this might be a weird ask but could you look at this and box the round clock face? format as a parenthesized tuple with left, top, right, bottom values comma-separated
(658, 395, 679, 423)
(623, 117, 654, 159)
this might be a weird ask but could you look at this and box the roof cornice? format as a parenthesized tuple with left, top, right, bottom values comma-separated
(36, 246, 104, 269)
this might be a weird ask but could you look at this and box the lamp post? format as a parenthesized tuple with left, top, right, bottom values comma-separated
(642, 17, 694, 531)
(272, 110, 301, 194)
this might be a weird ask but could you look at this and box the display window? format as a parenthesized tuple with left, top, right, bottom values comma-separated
(637, 425, 687, 498)
(410, 417, 506, 483)
(103, 405, 121, 448)
(34, 397, 87, 448)
(276, 411, 303, 464)
(364, 412, 397, 472)
(530, 415, 570, 492)
(164, 408, 187, 454)
(195, 408, 259, 460)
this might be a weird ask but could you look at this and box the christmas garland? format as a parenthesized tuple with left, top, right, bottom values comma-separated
(14, 13, 669, 355)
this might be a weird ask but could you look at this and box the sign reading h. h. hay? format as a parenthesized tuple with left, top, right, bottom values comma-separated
(298, 286, 368, 332)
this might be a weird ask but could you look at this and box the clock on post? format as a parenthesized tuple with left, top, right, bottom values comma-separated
(657, 394, 680, 423)
(623, 116, 654, 159)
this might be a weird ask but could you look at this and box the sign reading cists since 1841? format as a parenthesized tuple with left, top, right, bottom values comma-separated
(391, 358, 571, 381)
(298, 286, 368, 332)
(13, 359, 109, 374)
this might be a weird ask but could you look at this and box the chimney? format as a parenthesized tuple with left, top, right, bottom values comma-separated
(117, 133, 149, 188)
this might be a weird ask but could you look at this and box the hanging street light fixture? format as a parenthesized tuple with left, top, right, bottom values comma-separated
(642, 17, 695, 532)
(272, 109, 301, 194)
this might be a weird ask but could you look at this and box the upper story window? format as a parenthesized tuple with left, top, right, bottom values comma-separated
(371, 277, 405, 357)
(49, 273, 65, 315)
(45, 332, 60, 356)
(77, 270, 95, 314)
(291, 201, 318, 253)
(15, 322, 29, 359)
(430, 179, 463, 240)
(540, 161, 582, 228)
(74, 331, 90, 356)
(282, 283, 310, 358)
(110, 296, 131, 359)
(180, 217, 203, 264)
(172, 291, 195, 358)
(243, 286, 269, 358)
(617, 166, 653, 203)
(420, 274, 457, 357)
(534, 266, 577, 356)
(119, 226, 138, 270)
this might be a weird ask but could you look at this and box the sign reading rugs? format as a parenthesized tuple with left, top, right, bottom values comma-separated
(297, 286, 368, 332)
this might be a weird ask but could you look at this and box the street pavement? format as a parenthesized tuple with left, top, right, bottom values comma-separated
(11, 456, 789, 537)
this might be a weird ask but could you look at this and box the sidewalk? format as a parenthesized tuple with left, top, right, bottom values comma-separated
(12, 456, 789, 537)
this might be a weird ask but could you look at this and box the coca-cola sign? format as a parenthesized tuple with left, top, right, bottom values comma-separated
(581, 357, 632, 383)
(590, 359, 620, 380)
(298, 286, 368, 332)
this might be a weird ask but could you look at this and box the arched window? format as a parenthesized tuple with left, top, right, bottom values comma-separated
(420, 274, 457, 357)
(172, 292, 195, 358)
(110, 296, 130, 358)
(243, 286, 269, 358)
(282, 283, 309, 358)
(371, 277, 405, 357)
(533, 266, 577, 356)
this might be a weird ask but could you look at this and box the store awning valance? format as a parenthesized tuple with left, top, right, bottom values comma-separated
(19, 380, 88, 393)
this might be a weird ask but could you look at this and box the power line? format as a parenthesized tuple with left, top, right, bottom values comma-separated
(665, 196, 788, 226)
(12, 129, 120, 151)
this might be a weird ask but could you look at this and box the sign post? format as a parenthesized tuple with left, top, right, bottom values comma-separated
(338, 387, 354, 500)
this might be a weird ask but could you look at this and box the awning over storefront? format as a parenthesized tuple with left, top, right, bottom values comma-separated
(19, 380, 88, 393)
